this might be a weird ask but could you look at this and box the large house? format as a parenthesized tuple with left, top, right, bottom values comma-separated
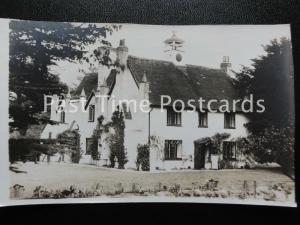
(41, 33, 249, 170)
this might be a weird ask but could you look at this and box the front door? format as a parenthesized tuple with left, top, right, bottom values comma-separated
(194, 143, 206, 169)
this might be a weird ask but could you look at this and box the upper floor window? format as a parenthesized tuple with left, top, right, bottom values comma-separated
(223, 141, 237, 160)
(164, 140, 182, 160)
(198, 111, 208, 127)
(167, 108, 181, 126)
(60, 111, 65, 123)
(121, 103, 132, 120)
(224, 112, 235, 129)
(88, 105, 95, 122)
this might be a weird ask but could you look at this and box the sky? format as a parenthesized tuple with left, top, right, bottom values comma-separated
(52, 24, 291, 87)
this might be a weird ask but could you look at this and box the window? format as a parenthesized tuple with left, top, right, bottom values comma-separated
(167, 108, 181, 126)
(48, 132, 52, 139)
(60, 111, 65, 123)
(223, 141, 236, 160)
(224, 112, 235, 129)
(86, 138, 94, 155)
(121, 103, 132, 120)
(164, 140, 182, 160)
(198, 111, 208, 127)
(88, 105, 95, 122)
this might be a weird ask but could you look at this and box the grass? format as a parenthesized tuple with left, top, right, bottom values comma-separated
(10, 162, 294, 199)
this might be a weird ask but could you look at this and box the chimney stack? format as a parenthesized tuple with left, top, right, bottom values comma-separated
(220, 56, 231, 73)
(116, 39, 128, 69)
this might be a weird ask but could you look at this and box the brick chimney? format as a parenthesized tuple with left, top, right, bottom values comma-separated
(220, 56, 231, 73)
(116, 39, 128, 69)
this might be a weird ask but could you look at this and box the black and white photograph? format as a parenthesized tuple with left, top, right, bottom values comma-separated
(0, 19, 295, 206)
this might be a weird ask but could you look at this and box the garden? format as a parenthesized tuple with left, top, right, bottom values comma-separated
(10, 162, 295, 204)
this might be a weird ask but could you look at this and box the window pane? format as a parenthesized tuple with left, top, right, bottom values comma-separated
(225, 113, 235, 128)
(165, 140, 182, 160)
(89, 105, 95, 122)
(199, 111, 208, 127)
(167, 109, 181, 126)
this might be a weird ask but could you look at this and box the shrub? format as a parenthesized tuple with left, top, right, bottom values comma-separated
(168, 183, 181, 196)
(203, 179, 219, 191)
(131, 183, 142, 193)
(240, 127, 294, 174)
(114, 182, 124, 195)
(107, 109, 128, 169)
(10, 184, 25, 199)
(136, 144, 150, 171)
(154, 182, 163, 193)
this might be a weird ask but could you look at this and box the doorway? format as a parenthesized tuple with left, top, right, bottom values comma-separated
(194, 143, 207, 169)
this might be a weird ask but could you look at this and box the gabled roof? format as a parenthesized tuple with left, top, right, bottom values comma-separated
(75, 55, 240, 110)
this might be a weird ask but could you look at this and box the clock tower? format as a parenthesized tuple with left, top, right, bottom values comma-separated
(164, 31, 185, 65)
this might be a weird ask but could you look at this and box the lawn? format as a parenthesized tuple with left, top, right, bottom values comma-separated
(10, 162, 295, 202)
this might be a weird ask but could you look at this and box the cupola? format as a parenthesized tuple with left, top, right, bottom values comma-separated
(164, 31, 185, 65)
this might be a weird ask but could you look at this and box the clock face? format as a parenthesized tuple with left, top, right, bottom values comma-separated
(176, 53, 182, 62)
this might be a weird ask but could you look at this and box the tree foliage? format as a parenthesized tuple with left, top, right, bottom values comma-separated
(136, 144, 150, 171)
(9, 20, 118, 131)
(234, 38, 294, 170)
(241, 127, 294, 173)
(197, 133, 231, 154)
(234, 38, 294, 134)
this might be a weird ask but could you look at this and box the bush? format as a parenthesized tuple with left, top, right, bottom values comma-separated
(136, 144, 150, 171)
(241, 127, 294, 174)
(107, 109, 128, 169)
(202, 179, 219, 191)
(168, 183, 181, 196)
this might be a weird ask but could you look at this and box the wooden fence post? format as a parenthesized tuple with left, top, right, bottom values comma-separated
(253, 181, 257, 198)
(243, 180, 247, 198)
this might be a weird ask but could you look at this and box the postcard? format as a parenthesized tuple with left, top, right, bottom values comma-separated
(0, 19, 295, 206)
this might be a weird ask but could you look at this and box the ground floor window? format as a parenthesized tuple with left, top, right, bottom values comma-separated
(86, 138, 94, 155)
(164, 140, 182, 160)
(223, 141, 237, 160)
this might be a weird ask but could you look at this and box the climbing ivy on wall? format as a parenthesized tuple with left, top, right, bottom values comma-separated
(56, 130, 82, 163)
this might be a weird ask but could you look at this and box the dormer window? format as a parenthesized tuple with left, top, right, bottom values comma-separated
(224, 112, 235, 129)
(88, 105, 95, 122)
(167, 108, 181, 126)
(198, 111, 208, 127)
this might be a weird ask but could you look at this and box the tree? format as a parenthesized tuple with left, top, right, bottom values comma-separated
(136, 144, 150, 171)
(234, 38, 294, 134)
(107, 108, 128, 169)
(234, 38, 294, 172)
(9, 20, 118, 132)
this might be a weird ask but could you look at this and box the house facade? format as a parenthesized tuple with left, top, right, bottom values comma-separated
(41, 33, 249, 170)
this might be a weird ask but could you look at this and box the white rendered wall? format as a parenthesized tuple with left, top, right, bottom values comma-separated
(149, 108, 249, 170)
